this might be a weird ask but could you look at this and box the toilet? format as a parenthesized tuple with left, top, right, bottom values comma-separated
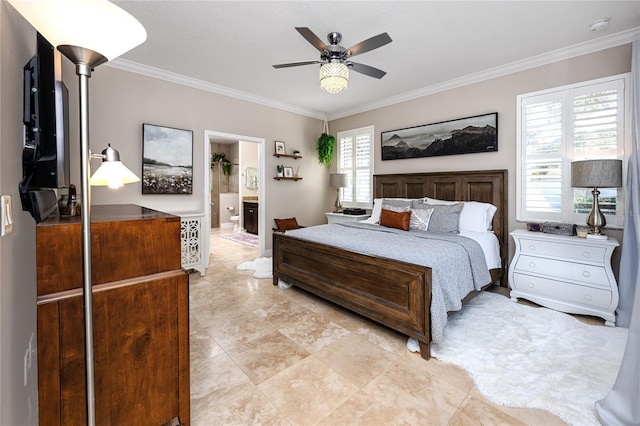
(230, 215, 240, 231)
(227, 206, 240, 231)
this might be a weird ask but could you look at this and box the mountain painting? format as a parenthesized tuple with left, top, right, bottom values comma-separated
(381, 113, 497, 160)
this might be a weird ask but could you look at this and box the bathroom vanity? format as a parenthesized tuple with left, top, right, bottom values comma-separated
(243, 201, 258, 235)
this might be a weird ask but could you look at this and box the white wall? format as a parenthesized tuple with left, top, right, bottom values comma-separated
(0, 3, 40, 424)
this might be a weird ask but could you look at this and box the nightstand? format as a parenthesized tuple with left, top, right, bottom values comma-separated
(508, 229, 619, 326)
(325, 212, 370, 224)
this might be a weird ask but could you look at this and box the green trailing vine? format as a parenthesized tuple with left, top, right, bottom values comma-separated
(316, 132, 335, 167)
(211, 152, 232, 175)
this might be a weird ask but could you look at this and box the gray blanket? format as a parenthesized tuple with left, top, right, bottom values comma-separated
(285, 222, 491, 343)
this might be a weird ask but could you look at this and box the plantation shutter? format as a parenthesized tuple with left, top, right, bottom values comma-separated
(337, 126, 374, 208)
(517, 75, 627, 226)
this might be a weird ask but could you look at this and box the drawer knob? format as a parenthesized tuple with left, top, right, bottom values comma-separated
(584, 294, 593, 301)
(527, 281, 535, 288)
(583, 271, 591, 278)
(583, 252, 592, 259)
(528, 244, 536, 251)
(529, 262, 536, 268)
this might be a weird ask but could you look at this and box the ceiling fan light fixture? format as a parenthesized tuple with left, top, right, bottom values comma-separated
(319, 62, 349, 94)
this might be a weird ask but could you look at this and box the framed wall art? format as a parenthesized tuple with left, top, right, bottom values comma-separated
(283, 166, 294, 178)
(381, 112, 498, 161)
(142, 123, 193, 194)
(275, 140, 286, 155)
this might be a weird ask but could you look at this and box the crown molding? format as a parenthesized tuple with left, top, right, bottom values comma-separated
(105, 59, 327, 120)
(328, 27, 640, 120)
(107, 27, 639, 122)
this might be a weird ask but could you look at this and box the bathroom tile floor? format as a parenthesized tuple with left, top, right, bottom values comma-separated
(188, 227, 566, 425)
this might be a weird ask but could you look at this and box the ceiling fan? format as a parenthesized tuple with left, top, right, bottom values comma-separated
(273, 27, 392, 93)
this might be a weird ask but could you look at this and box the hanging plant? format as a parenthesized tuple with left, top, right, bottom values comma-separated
(211, 152, 233, 175)
(317, 121, 335, 167)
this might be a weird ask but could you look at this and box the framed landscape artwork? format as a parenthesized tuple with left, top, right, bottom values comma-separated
(142, 123, 193, 194)
(381, 112, 498, 160)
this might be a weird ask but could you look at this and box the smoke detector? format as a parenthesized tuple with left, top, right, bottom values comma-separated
(590, 18, 610, 32)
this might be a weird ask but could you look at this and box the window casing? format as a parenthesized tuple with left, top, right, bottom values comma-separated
(516, 74, 629, 227)
(337, 126, 374, 209)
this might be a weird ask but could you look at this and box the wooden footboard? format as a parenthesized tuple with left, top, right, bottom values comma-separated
(273, 232, 433, 359)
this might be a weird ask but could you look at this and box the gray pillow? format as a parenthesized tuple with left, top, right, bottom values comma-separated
(382, 198, 413, 209)
(413, 202, 463, 233)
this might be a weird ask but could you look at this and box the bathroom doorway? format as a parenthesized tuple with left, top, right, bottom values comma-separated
(203, 130, 265, 261)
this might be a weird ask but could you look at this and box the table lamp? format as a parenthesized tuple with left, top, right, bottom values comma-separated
(329, 173, 348, 212)
(571, 159, 622, 239)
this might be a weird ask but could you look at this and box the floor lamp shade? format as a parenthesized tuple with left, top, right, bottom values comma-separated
(571, 159, 623, 236)
(7, 0, 146, 64)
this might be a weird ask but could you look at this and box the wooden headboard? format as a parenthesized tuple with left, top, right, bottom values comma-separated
(374, 169, 508, 284)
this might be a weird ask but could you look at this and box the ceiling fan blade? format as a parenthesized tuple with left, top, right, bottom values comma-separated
(348, 62, 387, 79)
(273, 60, 320, 69)
(295, 27, 327, 52)
(347, 32, 392, 57)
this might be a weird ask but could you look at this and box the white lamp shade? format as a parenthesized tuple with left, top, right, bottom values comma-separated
(90, 161, 140, 189)
(7, 0, 147, 61)
(319, 63, 349, 94)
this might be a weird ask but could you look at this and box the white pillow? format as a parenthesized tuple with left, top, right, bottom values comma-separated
(366, 198, 414, 224)
(422, 197, 497, 232)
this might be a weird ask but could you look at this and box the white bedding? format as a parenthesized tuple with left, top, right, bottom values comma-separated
(458, 230, 501, 270)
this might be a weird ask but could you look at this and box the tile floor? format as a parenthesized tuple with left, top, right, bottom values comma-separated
(189, 228, 566, 425)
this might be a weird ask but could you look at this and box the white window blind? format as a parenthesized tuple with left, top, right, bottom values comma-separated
(517, 74, 629, 227)
(337, 126, 374, 208)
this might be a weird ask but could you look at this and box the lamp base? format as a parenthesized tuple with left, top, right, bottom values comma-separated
(587, 233, 608, 240)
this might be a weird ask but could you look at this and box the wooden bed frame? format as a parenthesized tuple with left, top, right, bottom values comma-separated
(272, 170, 507, 360)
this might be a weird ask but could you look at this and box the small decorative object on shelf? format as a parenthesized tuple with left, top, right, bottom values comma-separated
(276, 164, 284, 177)
(293, 150, 301, 157)
(275, 140, 286, 155)
(294, 166, 300, 178)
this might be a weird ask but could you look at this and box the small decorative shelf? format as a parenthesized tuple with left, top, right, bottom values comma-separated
(273, 177, 302, 181)
(273, 154, 302, 159)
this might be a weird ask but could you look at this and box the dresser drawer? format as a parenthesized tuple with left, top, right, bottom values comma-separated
(518, 238, 606, 263)
(511, 273, 612, 309)
(513, 255, 610, 287)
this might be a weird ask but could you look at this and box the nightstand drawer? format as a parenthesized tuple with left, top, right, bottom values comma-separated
(518, 238, 606, 263)
(514, 255, 610, 287)
(511, 273, 612, 309)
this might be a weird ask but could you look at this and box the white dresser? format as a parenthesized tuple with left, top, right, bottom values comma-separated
(509, 229, 619, 326)
(325, 212, 370, 224)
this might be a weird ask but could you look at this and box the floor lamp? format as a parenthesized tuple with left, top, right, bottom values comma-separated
(7, 1, 146, 424)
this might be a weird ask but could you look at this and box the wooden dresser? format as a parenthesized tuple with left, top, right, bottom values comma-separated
(36, 204, 190, 425)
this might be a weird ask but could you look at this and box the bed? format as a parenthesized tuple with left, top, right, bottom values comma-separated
(272, 170, 507, 360)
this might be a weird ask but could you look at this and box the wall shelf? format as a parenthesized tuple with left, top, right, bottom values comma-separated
(273, 177, 302, 181)
(273, 154, 302, 159)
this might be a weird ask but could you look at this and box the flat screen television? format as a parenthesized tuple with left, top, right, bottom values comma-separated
(19, 32, 70, 222)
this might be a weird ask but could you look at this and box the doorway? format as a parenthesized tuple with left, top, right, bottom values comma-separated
(203, 130, 265, 266)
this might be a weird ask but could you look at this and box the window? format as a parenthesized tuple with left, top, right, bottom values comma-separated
(337, 126, 374, 208)
(516, 74, 629, 227)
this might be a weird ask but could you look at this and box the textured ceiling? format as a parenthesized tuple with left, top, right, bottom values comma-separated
(111, 1, 640, 119)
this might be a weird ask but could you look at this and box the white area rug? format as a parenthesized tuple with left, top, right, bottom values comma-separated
(430, 291, 628, 425)
(237, 257, 272, 279)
